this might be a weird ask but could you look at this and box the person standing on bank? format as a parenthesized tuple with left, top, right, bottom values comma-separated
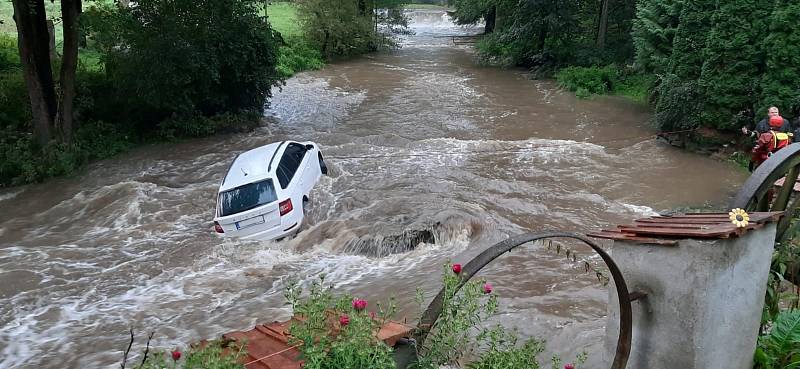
(742, 106, 791, 137)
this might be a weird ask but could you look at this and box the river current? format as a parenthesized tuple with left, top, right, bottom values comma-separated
(0, 10, 747, 368)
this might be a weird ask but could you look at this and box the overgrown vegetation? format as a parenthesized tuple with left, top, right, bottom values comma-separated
(123, 335, 247, 369)
(754, 309, 800, 369)
(295, 0, 409, 59)
(285, 266, 587, 369)
(268, 2, 325, 78)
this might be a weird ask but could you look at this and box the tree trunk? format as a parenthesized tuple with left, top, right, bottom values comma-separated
(12, 0, 58, 147)
(46, 20, 56, 60)
(56, 0, 82, 143)
(596, 0, 610, 49)
(484, 5, 496, 34)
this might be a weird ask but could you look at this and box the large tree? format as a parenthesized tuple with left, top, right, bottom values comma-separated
(698, 0, 771, 130)
(631, 0, 680, 74)
(649, 0, 713, 131)
(12, 0, 82, 146)
(758, 0, 800, 119)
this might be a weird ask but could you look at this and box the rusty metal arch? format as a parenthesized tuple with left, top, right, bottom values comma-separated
(414, 231, 633, 369)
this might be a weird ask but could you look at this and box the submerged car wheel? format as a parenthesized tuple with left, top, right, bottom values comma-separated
(318, 153, 328, 175)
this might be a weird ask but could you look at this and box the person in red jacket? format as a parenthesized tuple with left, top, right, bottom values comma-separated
(750, 116, 793, 170)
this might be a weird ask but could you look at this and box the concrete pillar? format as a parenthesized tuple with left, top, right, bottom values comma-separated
(604, 224, 776, 369)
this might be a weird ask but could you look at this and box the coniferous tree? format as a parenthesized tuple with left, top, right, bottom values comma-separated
(631, 0, 681, 75)
(758, 0, 800, 120)
(652, 0, 713, 131)
(698, 0, 771, 130)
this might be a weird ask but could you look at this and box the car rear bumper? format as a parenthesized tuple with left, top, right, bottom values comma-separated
(226, 210, 303, 241)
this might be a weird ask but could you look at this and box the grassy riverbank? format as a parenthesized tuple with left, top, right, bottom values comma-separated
(269, 2, 325, 78)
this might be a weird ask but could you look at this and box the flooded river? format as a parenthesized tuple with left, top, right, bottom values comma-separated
(0, 10, 748, 368)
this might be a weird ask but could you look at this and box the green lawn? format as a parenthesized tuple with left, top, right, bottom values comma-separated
(0, 1, 14, 35)
(267, 2, 302, 39)
(0, 0, 68, 39)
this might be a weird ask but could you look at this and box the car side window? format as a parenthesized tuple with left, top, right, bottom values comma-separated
(276, 143, 308, 189)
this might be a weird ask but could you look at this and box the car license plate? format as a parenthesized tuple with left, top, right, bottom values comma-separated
(236, 215, 265, 230)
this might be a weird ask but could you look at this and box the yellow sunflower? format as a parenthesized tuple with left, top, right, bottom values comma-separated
(729, 208, 750, 228)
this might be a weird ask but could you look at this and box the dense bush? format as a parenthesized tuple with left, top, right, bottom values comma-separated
(753, 309, 800, 369)
(556, 65, 619, 96)
(758, 0, 800, 118)
(0, 120, 132, 186)
(0, 34, 18, 72)
(0, 70, 31, 132)
(554, 65, 651, 102)
(83, 0, 284, 128)
(295, 0, 381, 58)
(295, 0, 407, 59)
(285, 276, 398, 369)
(277, 41, 325, 78)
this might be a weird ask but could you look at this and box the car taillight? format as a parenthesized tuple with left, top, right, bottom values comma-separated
(279, 199, 293, 216)
(214, 221, 224, 233)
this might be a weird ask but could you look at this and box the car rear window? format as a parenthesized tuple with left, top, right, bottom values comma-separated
(218, 179, 277, 217)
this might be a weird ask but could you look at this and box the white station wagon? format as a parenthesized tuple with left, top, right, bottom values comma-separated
(213, 140, 328, 240)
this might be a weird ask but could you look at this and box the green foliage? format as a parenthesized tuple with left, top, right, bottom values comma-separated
(284, 275, 397, 369)
(555, 65, 651, 102)
(136, 340, 246, 369)
(267, 2, 325, 77)
(474, 31, 536, 68)
(754, 309, 800, 369)
(158, 112, 261, 140)
(295, 0, 407, 59)
(83, 0, 284, 124)
(412, 265, 500, 368)
(613, 72, 653, 104)
(277, 41, 325, 78)
(0, 34, 19, 73)
(467, 327, 547, 369)
(0, 120, 132, 186)
(631, 0, 680, 74)
(764, 238, 800, 324)
(653, 75, 702, 132)
(448, 0, 493, 25)
(0, 70, 31, 132)
(697, 0, 770, 131)
(556, 65, 619, 96)
(758, 0, 800, 119)
(464, 0, 635, 68)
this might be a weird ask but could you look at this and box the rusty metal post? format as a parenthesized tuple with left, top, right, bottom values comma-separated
(602, 221, 776, 369)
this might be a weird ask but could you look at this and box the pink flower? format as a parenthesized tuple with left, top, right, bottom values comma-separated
(339, 314, 350, 326)
(482, 282, 493, 294)
(564, 364, 575, 369)
(171, 350, 181, 361)
(452, 264, 462, 274)
(352, 299, 368, 311)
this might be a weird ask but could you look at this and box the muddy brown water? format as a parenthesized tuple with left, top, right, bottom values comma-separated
(0, 10, 748, 368)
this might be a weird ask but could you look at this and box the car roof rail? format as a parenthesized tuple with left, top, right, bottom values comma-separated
(268, 141, 286, 172)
